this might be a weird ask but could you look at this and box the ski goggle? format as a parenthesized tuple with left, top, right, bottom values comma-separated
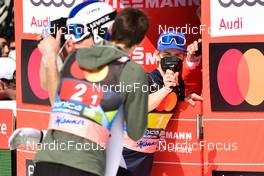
(65, 25, 111, 43)
(65, 23, 91, 42)
(159, 34, 186, 46)
(65, 11, 116, 43)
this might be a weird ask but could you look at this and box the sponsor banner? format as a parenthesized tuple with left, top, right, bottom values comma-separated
(103, 0, 200, 9)
(21, 39, 50, 105)
(23, 0, 201, 35)
(204, 120, 264, 167)
(0, 109, 13, 149)
(152, 102, 202, 170)
(131, 45, 157, 72)
(209, 42, 264, 111)
(152, 114, 202, 176)
(23, 0, 84, 34)
(210, 0, 264, 37)
(0, 101, 16, 116)
(154, 120, 200, 160)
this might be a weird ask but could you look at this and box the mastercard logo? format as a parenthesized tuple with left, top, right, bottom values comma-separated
(28, 48, 49, 100)
(217, 48, 264, 106)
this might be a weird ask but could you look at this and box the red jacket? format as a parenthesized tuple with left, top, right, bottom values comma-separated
(182, 58, 202, 96)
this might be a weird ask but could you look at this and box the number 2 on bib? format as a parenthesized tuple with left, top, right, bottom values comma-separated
(59, 79, 103, 106)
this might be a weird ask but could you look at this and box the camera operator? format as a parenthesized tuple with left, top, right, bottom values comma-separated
(119, 31, 203, 176)
(152, 32, 203, 108)
(119, 31, 186, 176)
(148, 32, 187, 111)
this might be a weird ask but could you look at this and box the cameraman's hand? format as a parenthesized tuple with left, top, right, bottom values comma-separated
(186, 39, 201, 62)
(163, 69, 179, 90)
(185, 93, 203, 106)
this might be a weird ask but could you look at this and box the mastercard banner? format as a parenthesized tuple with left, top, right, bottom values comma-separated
(209, 42, 264, 111)
(21, 39, 50, 105)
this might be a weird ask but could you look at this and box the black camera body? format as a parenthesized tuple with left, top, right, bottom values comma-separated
(195, 42, 202, 57)
(160, 56, 185, 100)
(160, 56, 182, 73)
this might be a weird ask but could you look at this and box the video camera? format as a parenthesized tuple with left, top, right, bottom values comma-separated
(160, 56, 184, 99)
(160, 56, 182, 73)
(195, 42, 202, 57)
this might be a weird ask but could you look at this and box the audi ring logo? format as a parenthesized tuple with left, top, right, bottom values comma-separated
(218, 0, 264, 7)
(30, 0, 76, 8)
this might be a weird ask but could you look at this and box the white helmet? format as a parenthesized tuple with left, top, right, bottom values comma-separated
(66, 0, 116, 43)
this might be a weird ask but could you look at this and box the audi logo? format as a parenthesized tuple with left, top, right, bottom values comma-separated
(30, 0, 76, 8)
(218, 0, 264, 7)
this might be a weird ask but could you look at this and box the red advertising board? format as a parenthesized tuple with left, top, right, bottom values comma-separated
(0, 109, 14, 149)
(12, 0, 264, 175)
(152, 102, 203, 176)
(14, 0, 201, 176)
(202, 0, 264, 175)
